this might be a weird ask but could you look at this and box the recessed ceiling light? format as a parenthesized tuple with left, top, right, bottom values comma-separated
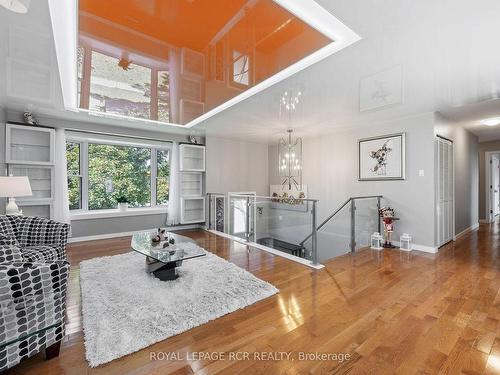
(482, 118, 500, 127)
(0, 0, 30, 14)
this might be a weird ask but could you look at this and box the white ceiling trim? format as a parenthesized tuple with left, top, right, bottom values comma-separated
(48, 0, 78, 111)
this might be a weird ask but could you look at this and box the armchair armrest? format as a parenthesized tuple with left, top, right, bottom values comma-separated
(15, 217, 70, 260)
(0, 261, 70, 347)
(0, 235, 22, 263)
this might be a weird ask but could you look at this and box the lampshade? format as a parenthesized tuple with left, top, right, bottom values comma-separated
(0, 0, 30, 13)
(0, 176, 32, 198)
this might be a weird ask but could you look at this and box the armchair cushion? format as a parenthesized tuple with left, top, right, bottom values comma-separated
(21, 245, 60, 262)
(0, 216, 18, 246)
(14, 217, 69, 259)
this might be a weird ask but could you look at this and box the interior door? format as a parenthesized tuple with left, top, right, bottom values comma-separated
(492, 156, 500, 216)
(436, 137, 454, 247)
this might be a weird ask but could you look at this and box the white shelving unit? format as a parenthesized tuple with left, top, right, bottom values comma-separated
(181, 197, 205, 224)
(179, 143, 205, 224)
(180, 144, 205, 172)
(180, 172, 203, 196)
(6, 123, 55, 165)
(5, 123, 55, 219)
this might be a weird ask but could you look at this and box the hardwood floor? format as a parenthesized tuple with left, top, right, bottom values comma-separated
(5, 223, 500, 374)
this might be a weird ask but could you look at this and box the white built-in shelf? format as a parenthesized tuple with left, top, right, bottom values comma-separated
(6, 123, 55, 165)
(16, 200, 53, 218)
(179, 144, 205, 172)
(5, 123, 56, 219)
(8, 165, 54, 200)
(181, 197, 205, 224)
(180, 172, 203, 196)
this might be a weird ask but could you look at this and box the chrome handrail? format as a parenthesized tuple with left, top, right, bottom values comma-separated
(299, 195, 382, 247)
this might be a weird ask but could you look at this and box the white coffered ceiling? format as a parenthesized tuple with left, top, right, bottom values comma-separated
(0, 0, 499, 143)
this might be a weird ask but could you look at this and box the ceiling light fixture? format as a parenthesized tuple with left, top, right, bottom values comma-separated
(482, 118, 500, 127)
(279, 129, 303, 190)
(0, 0, 30, 13)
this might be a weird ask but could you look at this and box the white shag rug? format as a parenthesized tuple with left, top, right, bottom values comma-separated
(79, 242, 278, 367)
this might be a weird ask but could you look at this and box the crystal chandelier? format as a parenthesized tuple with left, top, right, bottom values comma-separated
(278, 89, 303, 189)
(279, 129, 302, 189)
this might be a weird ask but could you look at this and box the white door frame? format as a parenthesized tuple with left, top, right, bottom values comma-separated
(485, 151, 500, 223)
(493, 156, 500, 216)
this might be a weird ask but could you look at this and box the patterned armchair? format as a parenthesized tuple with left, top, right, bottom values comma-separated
(0, 215, 70, 371)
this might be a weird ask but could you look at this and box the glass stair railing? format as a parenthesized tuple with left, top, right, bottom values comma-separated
(206, 193, 382, 266)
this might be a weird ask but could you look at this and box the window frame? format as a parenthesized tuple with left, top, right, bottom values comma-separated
(66, 135, 171, 214)
(77, 40, 171, 122)
(66, 141, 84, 210)
(228, 48, 253, 90)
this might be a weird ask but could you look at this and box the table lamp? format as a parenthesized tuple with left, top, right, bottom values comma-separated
(0, 176, 32, 215)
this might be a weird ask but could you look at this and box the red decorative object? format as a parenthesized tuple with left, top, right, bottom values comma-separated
(379, 207, 399, 248)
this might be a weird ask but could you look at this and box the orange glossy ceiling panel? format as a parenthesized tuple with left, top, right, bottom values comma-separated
(80, 0, 249, 51)
(78, 0, 333, 125)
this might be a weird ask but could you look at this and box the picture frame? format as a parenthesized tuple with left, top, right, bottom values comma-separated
(358, 132, 406, 181)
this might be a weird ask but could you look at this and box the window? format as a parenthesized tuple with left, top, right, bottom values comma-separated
(232, 50, 250, 86)
(77, 45, 170, 122)
(77, 46, 84, 106)
(157, 71, 170, 123)
(88, 144, 152, 209)
(66, 138, 170, 211)
(89, 51, 151, 120)
(156, 149, 170, 205)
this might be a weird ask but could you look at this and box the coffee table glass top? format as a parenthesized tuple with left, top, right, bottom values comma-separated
(131, 231, 206, 263)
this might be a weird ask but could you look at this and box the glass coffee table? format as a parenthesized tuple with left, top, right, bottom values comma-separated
(131, 231, 206, 280)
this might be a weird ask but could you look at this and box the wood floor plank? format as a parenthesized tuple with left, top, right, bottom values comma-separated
(4, 223, 500, 374)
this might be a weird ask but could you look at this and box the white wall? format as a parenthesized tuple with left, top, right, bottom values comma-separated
(206, 136, 269, 196)
(434, 113, 479, 235)
(269, 112, 437, 249)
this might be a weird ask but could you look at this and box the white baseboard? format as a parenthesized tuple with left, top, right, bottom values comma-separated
(454, 222, 479, 240)
(69, 224, 202, 243)
(207, 230, 324, 270)
(479, 219, 490, 224)
(392, 241, 438, 254)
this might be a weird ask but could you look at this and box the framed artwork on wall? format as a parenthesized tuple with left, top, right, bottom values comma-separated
(358, 133, 406, 181)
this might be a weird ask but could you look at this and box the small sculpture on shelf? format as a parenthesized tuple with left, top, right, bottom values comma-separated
(379, 206, 399, 248)
(23, 111, 39, 126)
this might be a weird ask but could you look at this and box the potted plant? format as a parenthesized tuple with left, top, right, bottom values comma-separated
(116, 196, 129, 212)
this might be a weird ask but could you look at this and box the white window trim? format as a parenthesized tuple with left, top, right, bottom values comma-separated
(67, 134, 171, 216)
(70, 206, 167, 220)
